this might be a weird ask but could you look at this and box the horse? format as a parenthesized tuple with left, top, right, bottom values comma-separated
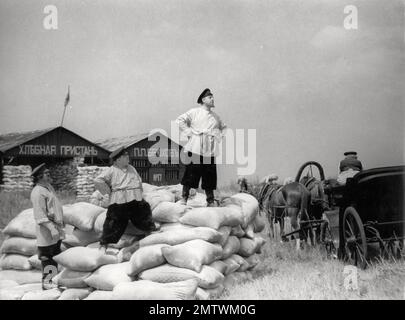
(299, 175, 331, 244)
(259, 181, 311, 250)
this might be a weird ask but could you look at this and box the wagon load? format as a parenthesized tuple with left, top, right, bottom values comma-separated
(0, 184, 266, 300)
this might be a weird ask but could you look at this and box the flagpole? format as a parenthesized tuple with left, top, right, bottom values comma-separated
(60, 85, 70, 127)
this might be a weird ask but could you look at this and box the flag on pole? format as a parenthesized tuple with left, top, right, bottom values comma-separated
(64, 86, 70, 108)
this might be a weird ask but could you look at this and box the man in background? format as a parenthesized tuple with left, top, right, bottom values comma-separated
(337, 151, 363, 185)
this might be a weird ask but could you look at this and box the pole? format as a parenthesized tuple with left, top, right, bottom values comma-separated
(60, 105, 67, 127)
(60, 85, 70, 127)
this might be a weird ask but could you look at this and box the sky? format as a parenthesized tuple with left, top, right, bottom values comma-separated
(0, 0, 404, 186)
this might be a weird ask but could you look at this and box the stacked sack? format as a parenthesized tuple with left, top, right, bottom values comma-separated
(76, 166, 108, 201)
(131, 192, 266, 300)
(0, 186, 266, 300)
(0, 208, 43, 291)
(1, 165, 33, 192)
(48, 160, 78, 192)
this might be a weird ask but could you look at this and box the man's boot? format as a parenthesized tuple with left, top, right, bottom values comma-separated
(205, 189, 216, 207)
(179, 185, 190, 205)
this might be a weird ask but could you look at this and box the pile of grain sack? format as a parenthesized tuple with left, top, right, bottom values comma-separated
(76, 166, 108, 201)
(0, 184, 265, 300)
(48, 159, 82, 193)
(1, 165, 33, 192)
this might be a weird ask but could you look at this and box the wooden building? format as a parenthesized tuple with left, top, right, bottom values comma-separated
(97, 130, 186, 185)
(0, 126, 110, 183)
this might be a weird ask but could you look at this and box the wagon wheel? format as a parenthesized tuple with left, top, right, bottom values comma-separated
(342, 207, 368, 269)
(320, 215, 337, 258)
(295, 161, 326, 183)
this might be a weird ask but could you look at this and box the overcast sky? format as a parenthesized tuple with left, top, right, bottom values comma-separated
(0, 0, 404, 186)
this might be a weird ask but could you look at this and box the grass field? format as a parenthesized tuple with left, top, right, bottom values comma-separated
(219, 216, 405, 300)
(0, 189, 404, 300)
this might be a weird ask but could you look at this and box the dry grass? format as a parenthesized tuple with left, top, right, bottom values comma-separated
(219, 216, 405, 300)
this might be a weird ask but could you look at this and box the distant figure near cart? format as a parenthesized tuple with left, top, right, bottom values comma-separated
(337, 151, 363, 185)
(30, 163, 65, 290)
(176, 88, 227, 207)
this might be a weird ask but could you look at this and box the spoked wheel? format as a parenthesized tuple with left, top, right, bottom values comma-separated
(343, 207, 368, 269)
(320, 216, 337, 258)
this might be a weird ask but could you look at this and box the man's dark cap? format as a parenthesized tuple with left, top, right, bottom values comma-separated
(31, 163, 47, 177)
(110, 146, 129, 161)
(344, 151, 358, 156)
(197, 88, 213, 104)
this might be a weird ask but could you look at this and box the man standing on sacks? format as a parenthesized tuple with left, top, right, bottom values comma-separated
(94, 147, 158, 252)
(176, 88, 227, 207)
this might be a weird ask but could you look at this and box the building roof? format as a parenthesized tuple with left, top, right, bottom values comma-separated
(0, 126, 111, 157)
(0, 127, 56, 153)
(96, 132, 150, 152)
(96, 130, 183, 152)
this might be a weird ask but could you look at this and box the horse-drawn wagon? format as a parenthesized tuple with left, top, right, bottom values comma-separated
(257, 161, 405, 269)
(324, 165, 405, 269)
